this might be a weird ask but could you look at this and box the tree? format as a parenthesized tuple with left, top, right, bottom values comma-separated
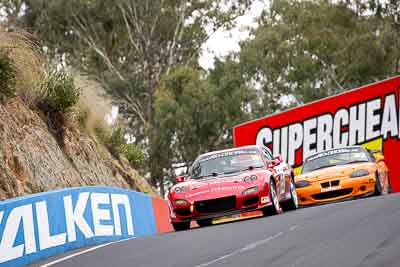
(13, 0, 251, 195)
(0, 0, 25, 27)
(369, 0, 400, 75)
(18, 0, 251, 127)
(237, 0, 400, 108)
(154, 63, 255, 189)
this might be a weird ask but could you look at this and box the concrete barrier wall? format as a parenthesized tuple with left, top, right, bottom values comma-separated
(0, 186, 172, 267)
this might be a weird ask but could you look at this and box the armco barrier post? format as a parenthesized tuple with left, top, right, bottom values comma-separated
(0, 186, 171, 267)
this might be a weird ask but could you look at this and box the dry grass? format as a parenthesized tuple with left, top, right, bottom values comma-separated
(74, 74, 113, 121)
(74, 73, 112, 133)
(72, 74, 115, 138)
(0, 27, 44, 106)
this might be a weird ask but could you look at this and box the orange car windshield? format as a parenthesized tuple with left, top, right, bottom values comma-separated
(302, 150, 370, 174)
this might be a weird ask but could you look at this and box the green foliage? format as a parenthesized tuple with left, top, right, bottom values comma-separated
(122, 143, 145, 169)
(0, 28, 44, 107)
(154, 65, 255, 174)
(238, 0, 400, 108)
(74, 104, 90, 131)
(108, 128, 126, 156)
(77, 108, 89, 130)
(39, 69, 80, 113)
(0, 50, 16, 102)
(107, 127, 146, 169)
(92, 119, 111, 145)
(10, 0, 252, 195)
(18, 0, 251, 131)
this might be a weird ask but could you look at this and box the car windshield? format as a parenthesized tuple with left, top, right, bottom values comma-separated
(188, 149, 264, 180)
(302, 148, 370, 174)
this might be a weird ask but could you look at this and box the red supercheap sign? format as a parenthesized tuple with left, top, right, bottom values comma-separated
(233, 76, 400, 192)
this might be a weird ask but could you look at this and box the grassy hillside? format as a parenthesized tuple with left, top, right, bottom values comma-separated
(0, 27, 157, 199)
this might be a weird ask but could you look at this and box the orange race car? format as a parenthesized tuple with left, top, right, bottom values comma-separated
(295, 146, 389, 206)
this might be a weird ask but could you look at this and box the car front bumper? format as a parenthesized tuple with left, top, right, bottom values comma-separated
(296, 175, 376, 206)
(169, 185, 272, 223)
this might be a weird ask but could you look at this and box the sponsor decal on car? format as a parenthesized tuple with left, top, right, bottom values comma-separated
(306, 148, 362, 162)
(199, 149, 259, 163)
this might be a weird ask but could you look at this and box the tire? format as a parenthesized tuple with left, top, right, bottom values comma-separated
(262, 179, 282, 216)
(373, 172, 382, 196)
(281, 179, 298, 211)
(196, 218, 213, 227)
(386, 172, 392, 194)
(172, 221, 190, 231)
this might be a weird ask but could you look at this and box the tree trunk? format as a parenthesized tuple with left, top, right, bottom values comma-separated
(159, 176, 165, 198)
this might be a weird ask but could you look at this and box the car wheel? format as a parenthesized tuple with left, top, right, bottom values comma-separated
(262, 180, 282, 216)
(386, 172, 392, 194)
(172, 221, 191, 231)
(373, 172, 382, 196)
(196, 219, 213, 227)
(281, 180, 298, 211)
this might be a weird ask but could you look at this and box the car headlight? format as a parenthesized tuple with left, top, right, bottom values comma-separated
(243, 175, 257, 183)
(174, 186, 188, 193)
(295, 180, 311, 188)
(174, 199, 189, 206)
(351, 169, 369, 178)
(242, 186, 259, 195)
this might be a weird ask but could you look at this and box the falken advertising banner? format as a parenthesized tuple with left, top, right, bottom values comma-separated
(233, 76, 400, 192)
(0, 187, 164, 267)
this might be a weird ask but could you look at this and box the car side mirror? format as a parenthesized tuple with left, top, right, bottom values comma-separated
(275, 155, 283, 163)
(375, 154, 384, 162)
(267, 155, 283, 168)
(176, 175, 187, 183)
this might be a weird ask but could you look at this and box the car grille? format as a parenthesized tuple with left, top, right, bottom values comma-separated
(243, 196, 259, 207)
(175, 208, 191, 216)
(331, 180, 340, 186)
(321, 182, 330, 188)
(321, 180, 340, 188)
(194, 196, 236, 214)
(312, 188, 353, 200)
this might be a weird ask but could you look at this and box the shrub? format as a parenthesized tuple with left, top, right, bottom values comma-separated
(75, 105, 90, 130)
(122, 143, 146, 169)
(105, 127, 146, 168)
(0, 29, 43, 106)
(91, 123, 146, 169)
(0, 50, 16, 102)
(92, 119, 111, 144)
(67, 103, 91, 131)
(108, 128, 125, 156)
(39, 69, 80, 114)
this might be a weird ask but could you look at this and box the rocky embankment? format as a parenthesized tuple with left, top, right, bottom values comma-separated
(0, 97, 156, 200)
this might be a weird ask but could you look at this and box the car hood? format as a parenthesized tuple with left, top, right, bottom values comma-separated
(297, 162, 375, 182)
(170, 170, 267, 202)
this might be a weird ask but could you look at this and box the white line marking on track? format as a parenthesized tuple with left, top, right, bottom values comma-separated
(193, 232, 283, 267)
(40, 238, 135, 267)
(290, 225, 300, 231)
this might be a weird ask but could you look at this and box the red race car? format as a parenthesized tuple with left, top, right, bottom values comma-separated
(168, 145, 298, 231)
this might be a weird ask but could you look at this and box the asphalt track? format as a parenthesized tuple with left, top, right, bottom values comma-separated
(32, 193, 400, 267)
